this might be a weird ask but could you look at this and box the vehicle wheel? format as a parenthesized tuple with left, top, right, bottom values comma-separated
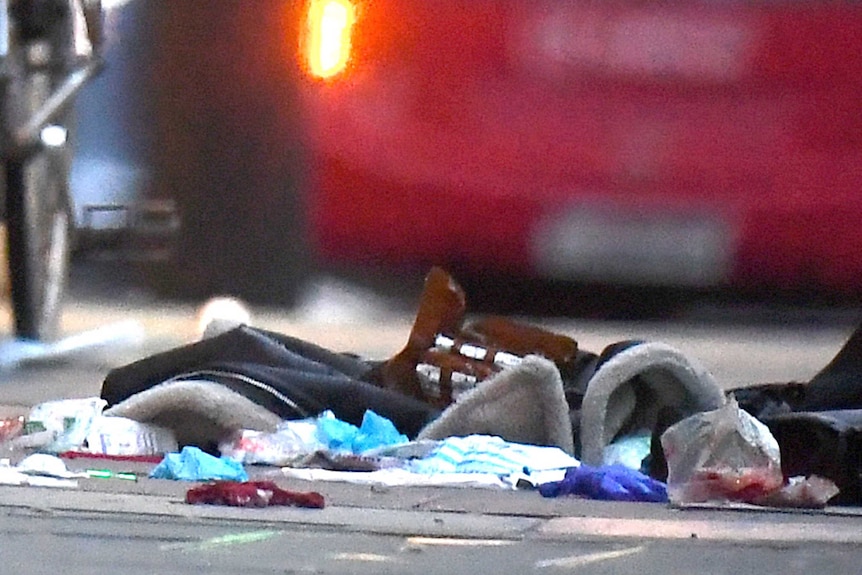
(4, 145, 71, 341)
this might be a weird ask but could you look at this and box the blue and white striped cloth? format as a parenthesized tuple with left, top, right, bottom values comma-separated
(409, 435, 579, 478)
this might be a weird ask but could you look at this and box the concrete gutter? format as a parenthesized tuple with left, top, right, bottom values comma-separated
(3, 481, 862, 546)
(0, 485, 541, 540)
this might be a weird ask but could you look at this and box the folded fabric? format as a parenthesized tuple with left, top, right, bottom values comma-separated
(104, 379, 282, 453)
(578, 341, 725, 467)
(800, 322, 862, 411)
(410, 434, 579, 477)
(150, 446, 248, 482)
(101, 325, 440, 441)
(538, 463, 668, 503)
(417, 355, 575, 454)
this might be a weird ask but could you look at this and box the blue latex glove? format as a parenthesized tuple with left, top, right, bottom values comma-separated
(354, 410, 408, 453)
(538, 463, 668, 503)
(315, 413, 358, 452)
(316, 410, 407, 454)
(149, 446, 248, 482)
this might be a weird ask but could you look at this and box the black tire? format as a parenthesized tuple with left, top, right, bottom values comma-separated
(4, 145, 71, 341)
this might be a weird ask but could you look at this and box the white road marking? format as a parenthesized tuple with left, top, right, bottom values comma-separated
(329, 552, 400, 562)
(536, 545, 646, 569)
(540, 517, 862, 544)
(405, 537, 516, 547)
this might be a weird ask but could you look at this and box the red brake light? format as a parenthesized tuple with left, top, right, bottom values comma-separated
(303, 0, 357, 79)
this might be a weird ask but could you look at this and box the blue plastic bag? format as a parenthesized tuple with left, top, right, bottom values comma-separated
(150, 446, 248, 482)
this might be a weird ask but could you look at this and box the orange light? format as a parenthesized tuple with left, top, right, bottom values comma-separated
(305, 0, 357, 79)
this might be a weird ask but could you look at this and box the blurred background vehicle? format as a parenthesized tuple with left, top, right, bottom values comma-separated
(73, 0, 308, 309)
(72, 0, 862, 318)
(297, 0, 862, 303)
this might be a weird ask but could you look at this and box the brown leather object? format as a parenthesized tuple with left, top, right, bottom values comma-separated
(369, 267, 579, 408)
(461, 316, 578, 365)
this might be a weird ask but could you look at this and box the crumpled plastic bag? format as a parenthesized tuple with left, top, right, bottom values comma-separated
(22, 397, 107, 452)
(754, 475, 840, 509)
(0, 455, 79, 488)
(661, 397, 784, 504)
(219, 418, 324, 466)
(602, 432, 652, 470)
(150, 446, 248, 482)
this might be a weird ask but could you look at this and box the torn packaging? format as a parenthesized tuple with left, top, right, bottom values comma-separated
(104, 380, 282, 453)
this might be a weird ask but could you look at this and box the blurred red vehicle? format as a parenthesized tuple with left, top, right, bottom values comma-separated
(296, 0, 862, 296)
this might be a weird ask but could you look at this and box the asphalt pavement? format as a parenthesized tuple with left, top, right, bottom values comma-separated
(0, 268, 862, 573)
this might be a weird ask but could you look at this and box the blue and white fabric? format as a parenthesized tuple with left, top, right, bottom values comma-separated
(409, 435, 579, 477)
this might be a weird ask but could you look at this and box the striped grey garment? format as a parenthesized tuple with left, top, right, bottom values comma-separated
(409, 434, 579, 478)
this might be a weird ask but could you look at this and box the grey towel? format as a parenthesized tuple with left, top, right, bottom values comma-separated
(578, 341, 725, 466)
(417, 355, 575, 454)
(104, 379, 282, 450)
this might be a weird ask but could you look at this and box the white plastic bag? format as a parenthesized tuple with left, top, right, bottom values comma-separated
(23, 397, 107, 452)
(219, 418, 324, 465)
(661, 397, 784, 504)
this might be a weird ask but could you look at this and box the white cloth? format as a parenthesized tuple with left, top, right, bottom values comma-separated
(281, 435, 580, 490)
(281, 467, 511, 489)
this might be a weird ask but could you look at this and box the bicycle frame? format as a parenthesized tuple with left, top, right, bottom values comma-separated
(0, 0, 103, 159)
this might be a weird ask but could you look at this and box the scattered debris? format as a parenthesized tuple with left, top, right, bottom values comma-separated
(5, 266, 862, 513)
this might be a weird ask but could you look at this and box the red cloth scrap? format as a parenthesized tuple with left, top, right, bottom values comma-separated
(185, 480, 325, 509)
